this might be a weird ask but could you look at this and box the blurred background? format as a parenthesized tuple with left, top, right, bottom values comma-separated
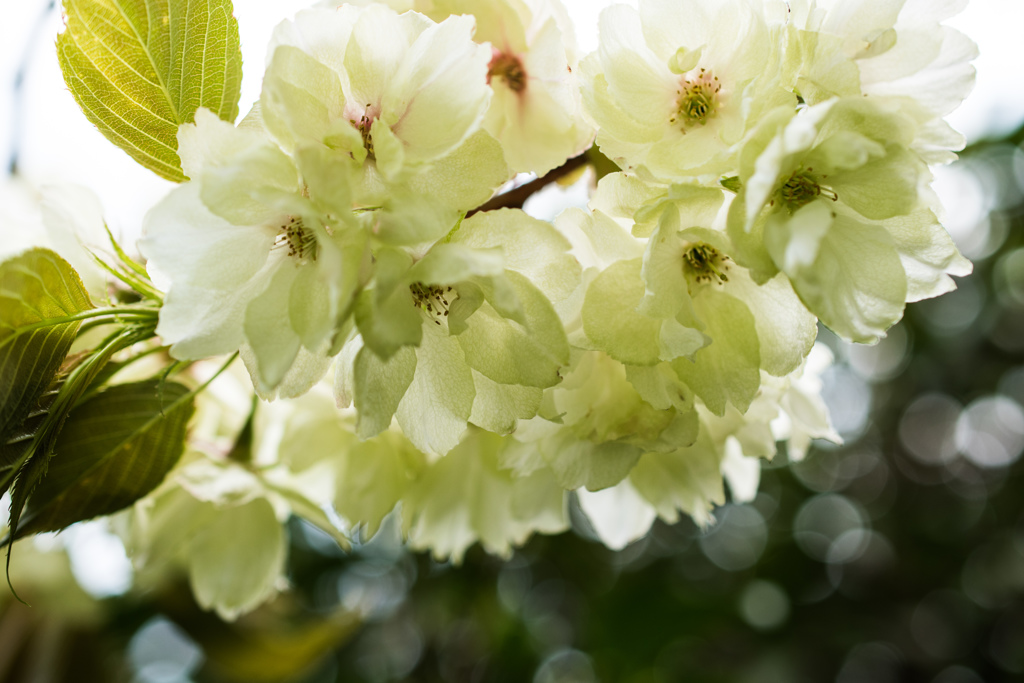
(2, 1, 1024, 681)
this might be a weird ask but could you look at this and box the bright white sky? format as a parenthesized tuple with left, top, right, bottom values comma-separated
(0, 0, 1021, 243)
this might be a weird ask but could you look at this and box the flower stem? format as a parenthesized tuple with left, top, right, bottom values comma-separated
(468, 152, 591, 216)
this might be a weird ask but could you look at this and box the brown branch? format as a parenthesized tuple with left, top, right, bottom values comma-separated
(467, 152, 591, 217)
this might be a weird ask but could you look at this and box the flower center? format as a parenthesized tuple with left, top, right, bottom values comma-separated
(276, 217, 318, 262)
(410, 283, 455, 326)
(671, 69, 720, 130)
(349, 107, 376, 159)
(683, 243, 729, 285)
(488, 51, 527, 93)
(778, 169, 838, 211)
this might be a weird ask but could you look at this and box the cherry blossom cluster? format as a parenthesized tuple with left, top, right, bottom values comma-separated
(126, 0, 974, 618)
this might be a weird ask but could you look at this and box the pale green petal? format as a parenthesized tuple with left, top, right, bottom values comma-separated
(288, 263, 333, 350)
(452, 209, 581, 305)
(336, 430, 425, 537)
(200, 142, 301, 227)
(735, 106, 799, 222)
(244, 263, 303, 392)
(242, 343, 333, 402)
(445, 280, 485, 335)
(354, 287, 422, 360)
(886, 208, 972, 302)
(402, 429, 567, 562)
(640, 215, 692, 319)
(408, 130, 512, 212)
(531, 427, 642, 491)
(861, 25, 977, 119)
(260, 44, 351, 152)
(721, 439, 761, 503)
(469, 370, 544, 435)
(802, 130, 886, 175)
(458, 271, 569, 388)
(129, 485, 216, 570)
(373, 190, 460, 246)
(141, 184, 277, 359)
(726, 195, 778, 283)
(576, 480, 657, 550)
(386, 15, 492, 163)
(344, 4, 414, 108)
(554, 208, 645, 271)
(354, 249, 422, 359)
(408, 243, 505, 285)
(765, 200, 835, 275)
(552, 350, 685, 453)
(267, 7, 358, 80)
(370, 117, 406, 179)
(817, 97, 917, 149)
(629, 430, 725, 527)
(176, 459, 264, 509)
(396, 323, 476, 457)
(353, 345, 417, 439)
(724, 271, 818, 377)
(625, 364, 697, 413)
(293, 145, 357, 220)
(177, 108, 265, 180)
(499, 423, 550, 477)
(778, 208, 907, 342)
(635, 184, 724, 241)
(474, 273, 526, 325)
(786, 29, 862, 104)
(582, 70, 660, 163)
(509, 468, 570, 539)
(188, 498, 286, 621)
(590, 172, 666, 222)
(582, 258, 663, 366)
(829, 147, 923, 219)
(419, 0, 527, 50)
(658, 317, 709, 361)
(269, 389, 357, 474)
(597, 5, 677, 130)
(671, 289, 760, 416)
(484, 16, 589, 175)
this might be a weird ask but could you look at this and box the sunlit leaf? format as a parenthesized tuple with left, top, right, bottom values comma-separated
(11, 379, 194, 538)
(0, 249, 93, 453)
(57, 0, 244, 181)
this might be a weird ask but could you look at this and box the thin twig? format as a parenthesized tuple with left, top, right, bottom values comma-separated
(467, 153, 591, 217)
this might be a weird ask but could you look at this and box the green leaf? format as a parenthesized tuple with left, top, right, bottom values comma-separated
(57, 0, 244, 182)
(0, 249, 93, 448)
(11, 380, 195, 538)
(0, 374, 65, 492)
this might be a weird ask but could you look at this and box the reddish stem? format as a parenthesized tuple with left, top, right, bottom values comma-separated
(467, 153, 591, 217)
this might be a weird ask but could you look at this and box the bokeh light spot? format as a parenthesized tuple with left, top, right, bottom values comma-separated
(738, 579, 790, 631)
(955, 396, 1024, 468)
